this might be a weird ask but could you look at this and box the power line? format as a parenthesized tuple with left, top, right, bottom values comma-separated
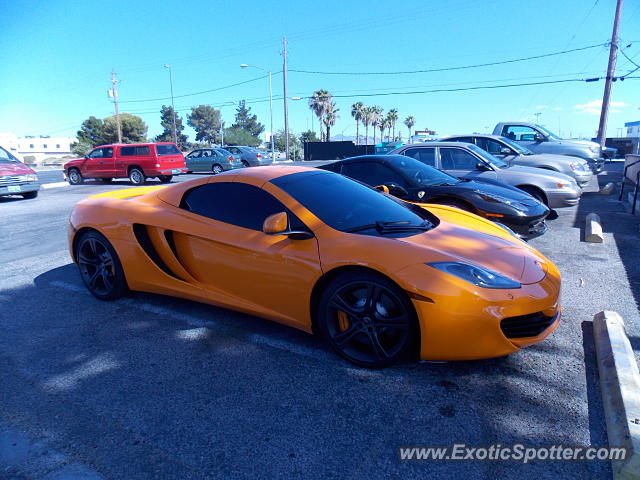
(289, 43, 608, 76)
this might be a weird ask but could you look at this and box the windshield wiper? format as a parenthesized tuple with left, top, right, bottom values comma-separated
(345, 220, 432, 234)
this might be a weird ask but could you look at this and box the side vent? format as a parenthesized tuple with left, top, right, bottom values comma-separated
(132, 224, 180, 279)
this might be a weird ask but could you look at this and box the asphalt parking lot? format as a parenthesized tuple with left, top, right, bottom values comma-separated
(2, 164, 639, 479)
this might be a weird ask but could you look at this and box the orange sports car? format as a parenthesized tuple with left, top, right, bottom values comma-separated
(68, 166, 561, 368)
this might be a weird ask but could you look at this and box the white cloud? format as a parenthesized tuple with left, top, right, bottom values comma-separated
(535, 105, 548, 110)
(552, 106, 563, 111)
(575, 99, 628, 110)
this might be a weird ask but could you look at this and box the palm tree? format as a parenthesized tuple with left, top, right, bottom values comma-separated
(378, 117, 387, 143)
(404, 116, 416, 142)
(351, 102, 364, 145)
(322, 102, 339, 142)
(387, 109, 399, 141)
(309, 89, 332, 141)
(361, 106, 372, 144)
(370, 106, 383, 145)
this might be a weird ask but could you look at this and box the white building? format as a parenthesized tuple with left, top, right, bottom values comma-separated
(0, 132, 76, 162)
(625, 121, 640, 138)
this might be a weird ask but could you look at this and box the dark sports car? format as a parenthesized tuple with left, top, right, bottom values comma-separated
(319, 155, 550, 239)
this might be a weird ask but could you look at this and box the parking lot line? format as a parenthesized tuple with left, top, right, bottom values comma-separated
(41, 182, 69, 189)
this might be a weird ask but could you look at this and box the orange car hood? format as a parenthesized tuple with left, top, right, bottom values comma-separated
(397, 221, 547, 285)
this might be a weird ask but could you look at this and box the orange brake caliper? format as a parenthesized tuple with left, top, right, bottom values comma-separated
(337, 310, 350, 332)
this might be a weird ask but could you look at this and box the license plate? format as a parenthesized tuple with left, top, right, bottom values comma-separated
(7, 185, 20, 193)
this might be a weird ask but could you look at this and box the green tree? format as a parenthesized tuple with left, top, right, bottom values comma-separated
(378, 117, 387, 143)
(187, 105, 222, 145)
(361, 106, 372, 144)
(299, 130, 319, 143)
(404, 116, 416, 140)
(370, 106, 383, 145)
(222, 127, 261, 147)
(309, 89, 332, 141)
(232, 100, 265, 139)
(76, 116, 106, 146)
(351, 102, 364, 145)
(70, 139, 93, 156)
(272, 129, 301, 155)
(387, 109, 399, 141)
(155, 105, 188, 149)
(322, 102, 339, 142)
(102, 113, 148, 144)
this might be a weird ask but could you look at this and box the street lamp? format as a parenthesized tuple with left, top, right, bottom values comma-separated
(240, 64, 274, 158)
(163, 65, 178, 145)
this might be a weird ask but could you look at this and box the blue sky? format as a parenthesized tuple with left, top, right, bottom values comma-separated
(1, 0, 639, 142)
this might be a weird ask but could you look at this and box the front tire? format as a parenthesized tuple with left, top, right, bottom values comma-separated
(67, 168, 83, 185)
(317, 271, 417, 368)
(212, 164, 224, 174)
(129, 167, 146, 185)
(518, 185, 546, 205)
(158, 175, 173, 183)
(22, 191, 38, 199)
(75, 231, 127, 301)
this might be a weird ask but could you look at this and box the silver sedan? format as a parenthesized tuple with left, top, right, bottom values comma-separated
(390, 142, 581, 208)
(443, 134, 592, 187)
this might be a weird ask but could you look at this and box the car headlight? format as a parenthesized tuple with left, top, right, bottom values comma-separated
(589, 146, 600, 154)
(427, 261, 521, 289)
(479, 192, 513, 205)
(26, 174, 38, 182)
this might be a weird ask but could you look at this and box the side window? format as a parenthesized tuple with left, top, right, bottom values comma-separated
(136, 146, 150, 155)
(341, 162, 407, 187)
(403, 148, 435, 167)
(448, 137, 474, 144)
(188, 150, 202, 158)
(439, 148, 479, 170)
(504, 126, 537, 141)
(475, 138, 504, 155)
(103, 147, 113, 158)
(120, 146, 150, 156)
(227, 147, 238, 154)
(181, 182, 293, 231)
(88, 148, 104, 159)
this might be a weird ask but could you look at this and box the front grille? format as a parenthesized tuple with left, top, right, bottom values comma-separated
(500, 312, 556, 338)
(0, 175, 29, 187)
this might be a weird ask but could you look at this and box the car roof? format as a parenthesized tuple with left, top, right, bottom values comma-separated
(94, 142, 177, 148)
(398, 141, 475, 148)
(443, 134, 504, 140)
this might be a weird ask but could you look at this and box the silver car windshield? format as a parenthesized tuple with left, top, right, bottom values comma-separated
(467, 144, 508, 169)
(499, 136, 533, 155)
(536, 125, 561, 140)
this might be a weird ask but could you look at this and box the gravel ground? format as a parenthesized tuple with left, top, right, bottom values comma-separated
(1, 163, 638, 480)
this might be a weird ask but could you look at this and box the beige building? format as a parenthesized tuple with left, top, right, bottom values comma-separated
(0, 132, 76, 162)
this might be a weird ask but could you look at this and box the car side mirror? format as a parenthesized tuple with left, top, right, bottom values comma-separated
(375, 183, 408, 197)
(534, 133, 546, 142)
(499, 147, 512, 155)
(476, 162, 491, 171)
(262, 212, 313, 240)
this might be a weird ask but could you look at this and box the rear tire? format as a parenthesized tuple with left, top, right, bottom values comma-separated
(22, 191, 38, 199)
(75, 230, 128, 301)
(158, 175, 173, 183)
(67, 168, 83, 185)
(212, 164, 224, 174)
(317, 271, 418, 368)
(128, 167, 146, 185)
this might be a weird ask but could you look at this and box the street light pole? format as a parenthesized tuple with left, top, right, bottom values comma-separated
(282, 37, 290, 161)
(240, 64, 275, 157)
(163, 65, 177, 145)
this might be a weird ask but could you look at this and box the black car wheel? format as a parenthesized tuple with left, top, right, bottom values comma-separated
(129, 168, 146, 185)
(76, 231, 127, 301)
(241, 160, 250, 168)
(22, 191, 38, 199)
(212, 164, 224, 174)
(317, 271, 417, 368)
(67, 168, 83, 185)
(158, 175, 173, 183)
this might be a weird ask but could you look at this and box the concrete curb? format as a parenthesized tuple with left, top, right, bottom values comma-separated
(585, 213, 604, 243)
(593, 311, 640, 479)
(600, 182, 616, 195)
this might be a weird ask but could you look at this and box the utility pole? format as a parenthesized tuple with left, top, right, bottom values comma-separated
(596, 0, 624, 147)
(163, 65, 178, 145)
(282, 37, 290, 161)
(111, 70, 122, 144)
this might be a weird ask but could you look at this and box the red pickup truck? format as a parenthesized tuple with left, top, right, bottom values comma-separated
(64, 142, 187, 185)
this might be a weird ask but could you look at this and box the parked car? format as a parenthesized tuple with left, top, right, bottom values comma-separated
(443, 134, 592, 187)
(224, 146, 273, 167)
(64, 143, 187, 186)
(185, 148, 242, 174)
(0, 146, 39, 199)
(68, 166, 561, 368)
(493, 122, 604, 173)
(319, 155, 550, 239)
(390, 142, 581, 208)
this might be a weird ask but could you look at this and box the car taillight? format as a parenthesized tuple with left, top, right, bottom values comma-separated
(256, 153, 262, 158)
(228, 156, 233, 163)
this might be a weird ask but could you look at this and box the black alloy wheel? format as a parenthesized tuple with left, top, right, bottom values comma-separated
(76, 231, 127, 300)
(318, 272, 416, 368)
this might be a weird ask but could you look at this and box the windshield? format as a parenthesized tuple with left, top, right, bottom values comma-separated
(498, 136, 533, 155)
(386, 155, 460, 186)
(467, 144, 508, 168)
(0, 146, 19, 163)
(536, 125, 561, 140)
(271, 170, 430, 235)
